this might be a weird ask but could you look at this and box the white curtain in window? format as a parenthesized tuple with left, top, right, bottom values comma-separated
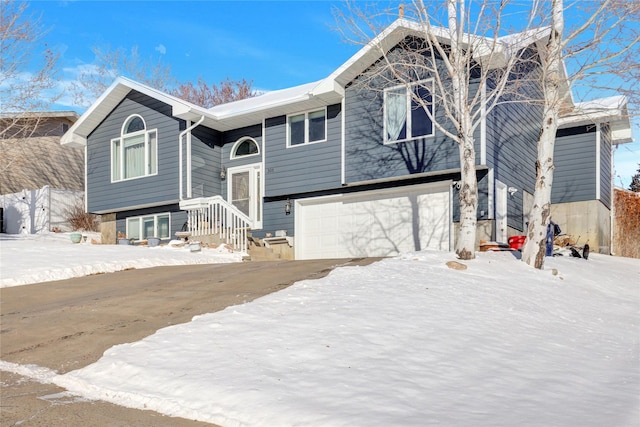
(124, 134, 145, 178)
(386, 89, 407, 141)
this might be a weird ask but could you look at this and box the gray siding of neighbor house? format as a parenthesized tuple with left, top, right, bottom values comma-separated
(86, 90, 183, 213)
(263, 104, 342, 198)
(191, 125, 223, 198)
(599, 124, 612, 209)
(552, 126, 597, 204)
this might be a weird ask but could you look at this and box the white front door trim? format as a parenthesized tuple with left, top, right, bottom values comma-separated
(227, 163, 263, 229)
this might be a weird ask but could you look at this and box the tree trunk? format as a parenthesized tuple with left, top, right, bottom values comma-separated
(521, 0, 564, 269)
(456, 131, 479, 260)
(449, 0, 478, 260)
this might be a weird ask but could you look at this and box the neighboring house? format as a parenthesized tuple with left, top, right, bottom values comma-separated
(1, 112, 85, 234)
(60, 20, 632, 258)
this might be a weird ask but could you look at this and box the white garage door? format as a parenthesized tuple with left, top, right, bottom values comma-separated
(295, 182, 451, 260)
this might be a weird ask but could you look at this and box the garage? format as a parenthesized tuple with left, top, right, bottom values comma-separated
(295, 182, 452, 259)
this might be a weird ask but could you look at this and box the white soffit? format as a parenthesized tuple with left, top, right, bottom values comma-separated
(559, 95, 632, 144)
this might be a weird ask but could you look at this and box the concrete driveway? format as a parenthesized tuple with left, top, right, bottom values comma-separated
(0, 258, 378, 427)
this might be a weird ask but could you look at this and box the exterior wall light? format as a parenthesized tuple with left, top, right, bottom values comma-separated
(508, 187, 518, 196)
(220, 167, 227, 180)
(285, 199, 291, 215)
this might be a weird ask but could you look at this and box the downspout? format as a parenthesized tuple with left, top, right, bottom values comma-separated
(610, 143, 617, 255)
(178, 116, 205, 200)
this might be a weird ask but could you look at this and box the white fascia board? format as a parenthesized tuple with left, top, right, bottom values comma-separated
(559, 95, 632, 143)
(60, 77, 214, 146)
(60, 133, 87, 148)
(60, 79, 132, 146)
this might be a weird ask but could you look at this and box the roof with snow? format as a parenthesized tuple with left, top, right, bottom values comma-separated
(559, 95, 632, 144)
(61, 19, 630, 147)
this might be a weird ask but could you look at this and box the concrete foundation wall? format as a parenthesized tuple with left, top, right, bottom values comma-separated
(453, 220, 494, 250)
(550, 200, 611, 254)
(100, 213, 116, 244)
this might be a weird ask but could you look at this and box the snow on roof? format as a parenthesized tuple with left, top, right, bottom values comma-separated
(210, 81, 322, 117)
(559, 95, 632, 144)
(62, 19, 595, 144)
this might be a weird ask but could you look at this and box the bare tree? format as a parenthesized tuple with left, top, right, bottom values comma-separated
(71, 45, 257, 108)
(521, 0, 639, 268)
(1, 0, 59, 133)
(70, 45, 176, 108)
(1, 0, 60, 182)
(336, 0, 542, 259)
(171, 77, 257, 108)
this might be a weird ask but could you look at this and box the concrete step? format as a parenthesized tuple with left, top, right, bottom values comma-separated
(246, 245, 281, 262)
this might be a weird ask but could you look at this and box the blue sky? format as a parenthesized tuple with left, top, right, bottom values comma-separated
(28, 0, 639, 188)
(34, 0, 357, 96)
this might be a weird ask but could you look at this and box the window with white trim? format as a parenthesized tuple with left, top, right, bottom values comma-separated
(384, 80, 434, 143)
(287, 108, 326, 146)
(111, 115, 158, 181)
(126, 213, 170, 240)
(231, 137, 260, 158)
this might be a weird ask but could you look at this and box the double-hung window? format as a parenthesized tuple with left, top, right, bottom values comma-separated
(126, 213, 170, 240)
(287, 108, 326, 146)
(384, 80, 434, 143)
(111, 115, 158, 181)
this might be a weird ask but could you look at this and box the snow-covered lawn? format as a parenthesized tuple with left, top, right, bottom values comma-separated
(1, 233, 639, 426)
(0, 232, 242, 287)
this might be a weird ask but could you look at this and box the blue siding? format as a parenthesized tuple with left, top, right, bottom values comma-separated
(343, 40, 483, 183)
(86, 91, 183, 213)
(452, 170, 490, 222)
(191, 125, 223, 198)
(256, 200, 295, 238)
(344, 81, 484, 183)
(552, 126, 597, 204)
(486, 56, 543, 231)
(264, 105, 342, 197)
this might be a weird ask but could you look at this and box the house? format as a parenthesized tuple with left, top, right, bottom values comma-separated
(60, 19, 632, 258)
(1, 111, 85, 234)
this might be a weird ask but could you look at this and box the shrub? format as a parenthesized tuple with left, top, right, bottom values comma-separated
(65, 200, 100, 232)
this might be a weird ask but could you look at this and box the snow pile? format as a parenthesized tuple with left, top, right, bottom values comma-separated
(0, 232, 242, 287)
(30, 251, 640, 426)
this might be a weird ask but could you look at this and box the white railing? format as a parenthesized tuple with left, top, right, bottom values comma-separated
(179, 196, 251, 254)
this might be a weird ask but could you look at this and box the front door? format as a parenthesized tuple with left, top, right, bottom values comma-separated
(228, 164, 262, 229)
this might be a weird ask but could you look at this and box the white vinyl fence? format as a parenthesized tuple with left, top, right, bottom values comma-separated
(0, 186, 83, 234)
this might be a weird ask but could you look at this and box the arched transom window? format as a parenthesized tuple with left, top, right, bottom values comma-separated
(111, 115, 158, 181)
(231, 137, 260, 159)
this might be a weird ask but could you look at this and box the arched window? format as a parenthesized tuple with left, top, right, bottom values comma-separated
(124, 115, 145, 133)
(111, 115, 158, 181)
(231, 137, 260, 159)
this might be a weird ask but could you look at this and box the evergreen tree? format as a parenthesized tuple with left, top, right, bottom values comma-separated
(630, 164, 640, 192)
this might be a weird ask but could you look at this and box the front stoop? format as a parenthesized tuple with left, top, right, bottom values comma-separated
(244, 235, 293, 261)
